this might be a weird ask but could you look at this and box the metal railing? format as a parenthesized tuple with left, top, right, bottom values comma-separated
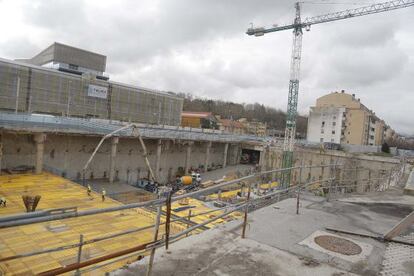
(0, 163, 400, 275)
(0, 112, 266, 143)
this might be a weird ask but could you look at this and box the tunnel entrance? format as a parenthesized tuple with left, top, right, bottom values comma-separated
(240, 149, 261, 164)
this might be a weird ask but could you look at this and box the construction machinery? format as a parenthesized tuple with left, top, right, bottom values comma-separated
(247, 0, 414, 187)
(168, 172, 203, 194)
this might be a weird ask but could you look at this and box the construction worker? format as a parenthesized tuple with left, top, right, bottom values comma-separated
(319, 143, 326, 154)
(102, 188, 106, 202)
(0, 197, 6, 207)
(87, 184, 92, 196)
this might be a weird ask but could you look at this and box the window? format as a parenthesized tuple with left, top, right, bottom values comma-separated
(69, 64, 78, 70)
(333, 116, 336, 120)
(348, 131, 351, 135)
(321, 121, 325, 127)
(332, 122, 336, 126)
(331, 138, 335, 142)
(332, 130, 335, 134)
(320, 138, 324, 142)
(371, 128, 375, 132)
(370, 135, 374, 139)
(321, 129, 324, 134)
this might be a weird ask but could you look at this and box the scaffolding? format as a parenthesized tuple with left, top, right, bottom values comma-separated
(0, 58, 183, 126)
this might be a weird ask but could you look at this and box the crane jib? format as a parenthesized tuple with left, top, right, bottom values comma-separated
(246, 0, 414, 36)
(246, 0, 413, 187)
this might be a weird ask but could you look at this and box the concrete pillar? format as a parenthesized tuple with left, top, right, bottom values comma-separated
(34, 133, 46, 174)
(185, 142, 192, 174)
(204, 141, 212, 172)
(109, 137, 119, 183)
(259, 147, 266, 170)
(223, 143, 229, 168)
(155, 139, 162, 180)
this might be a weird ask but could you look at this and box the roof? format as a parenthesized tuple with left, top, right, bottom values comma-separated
(219, 119, 245, 129)
(181, 111, 213, 119)
(27, 42, 107, 72)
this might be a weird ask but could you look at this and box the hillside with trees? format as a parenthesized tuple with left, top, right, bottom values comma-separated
(177, 93, 308, 135)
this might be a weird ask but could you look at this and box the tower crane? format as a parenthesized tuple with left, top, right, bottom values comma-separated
(247, 0, 414, 187)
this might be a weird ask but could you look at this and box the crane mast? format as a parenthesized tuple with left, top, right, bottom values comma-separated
(247, 0, 414, 188)
(281, 2, 302, 187)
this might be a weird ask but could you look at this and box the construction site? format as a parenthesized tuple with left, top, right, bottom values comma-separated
(0, 0, 414, 275)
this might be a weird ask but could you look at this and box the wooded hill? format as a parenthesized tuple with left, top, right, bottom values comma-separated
(177, 93, 308, 134)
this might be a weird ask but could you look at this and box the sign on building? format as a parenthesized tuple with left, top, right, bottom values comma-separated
(87, 84, 108, 99)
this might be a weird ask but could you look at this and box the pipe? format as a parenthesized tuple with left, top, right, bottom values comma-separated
(0, 204, 238, 263)
(0, 197, 165, 228)
(241, 185, 251, 238)
(146, 201, 162, 276)
(165, 192, 172, 249)
(38, 241, 155, 276)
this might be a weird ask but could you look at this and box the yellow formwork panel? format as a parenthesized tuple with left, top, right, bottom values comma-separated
(206, 181, 279, 200)
(0, 173, 241, 275)
(0, 173, 159, 275)
(165, 197, 242, 228)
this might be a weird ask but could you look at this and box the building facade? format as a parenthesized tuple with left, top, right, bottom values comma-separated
(307, 91, 392, 146)
(0, 42, 183, 126)
(239, 118, 267, 137)
(217, 117, 246, 135)
(307, 106, 346, 144)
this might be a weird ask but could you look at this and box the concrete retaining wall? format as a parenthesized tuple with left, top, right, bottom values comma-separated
(1, 133, 238, 184)
(262, 147, 399, 188)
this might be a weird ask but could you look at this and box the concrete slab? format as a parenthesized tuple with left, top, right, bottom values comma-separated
(113, 227, 355, 276)
(338, 187, 414, 206)
(114, 190, 414, 275)
(86, 179, 146, 194)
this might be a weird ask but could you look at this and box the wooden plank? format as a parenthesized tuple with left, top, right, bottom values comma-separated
(384, 211, 414, 240)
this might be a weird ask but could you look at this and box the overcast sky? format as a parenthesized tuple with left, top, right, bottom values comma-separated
(0, 0, 412, 134)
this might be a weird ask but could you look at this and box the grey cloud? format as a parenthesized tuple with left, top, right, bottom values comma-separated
(0, 1, 412, 133)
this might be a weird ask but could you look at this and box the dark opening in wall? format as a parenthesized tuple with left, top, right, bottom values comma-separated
(240, 149, 260, 164)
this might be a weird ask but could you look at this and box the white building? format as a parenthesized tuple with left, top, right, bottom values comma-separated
(307, 106, 345, 144)
(307, 91, 392, 146)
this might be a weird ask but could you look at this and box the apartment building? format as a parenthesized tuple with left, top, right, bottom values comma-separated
(217, 117, 246, 135)
(239, 118, 267, 137)
(307, 91, 392, 146)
